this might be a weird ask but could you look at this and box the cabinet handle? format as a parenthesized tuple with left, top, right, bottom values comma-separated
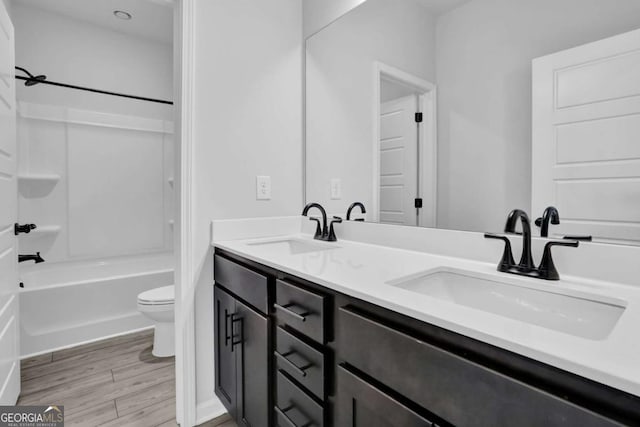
(274, 303, 309, 322)
(274, 405, 308, 427)
(230, 315, 243, 352)
(224, 309, 232, 347)
(275, 350, 313, 378)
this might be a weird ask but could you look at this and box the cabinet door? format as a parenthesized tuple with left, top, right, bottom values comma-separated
(214, 285, 237, 417)
(236, 298, 269, 427)
(336, 365, 434, 427)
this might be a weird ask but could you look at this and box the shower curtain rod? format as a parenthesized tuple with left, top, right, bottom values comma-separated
(14, 66, 173, 105)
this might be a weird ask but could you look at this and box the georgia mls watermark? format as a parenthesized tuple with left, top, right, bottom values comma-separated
(0, 406, 64, 427)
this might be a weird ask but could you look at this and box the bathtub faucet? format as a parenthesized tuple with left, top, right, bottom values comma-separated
(19, 252, 45, 264)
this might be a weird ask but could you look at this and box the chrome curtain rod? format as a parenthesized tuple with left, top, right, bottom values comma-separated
(14, 66, 173, 105)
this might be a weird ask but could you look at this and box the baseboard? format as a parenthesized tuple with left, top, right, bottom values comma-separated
(195, 397, 226, 425)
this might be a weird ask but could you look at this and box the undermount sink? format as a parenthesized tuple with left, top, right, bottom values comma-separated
(246, 238, 339, 255)
(388, 268, 626, 340)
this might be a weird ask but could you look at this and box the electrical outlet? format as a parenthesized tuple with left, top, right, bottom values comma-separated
(330, 178, 342, 200)
(256, 176, 271, 200)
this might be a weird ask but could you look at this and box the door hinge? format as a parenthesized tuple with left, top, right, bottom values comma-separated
(414, 198, 423, 209)
(415, 112, 423, 123)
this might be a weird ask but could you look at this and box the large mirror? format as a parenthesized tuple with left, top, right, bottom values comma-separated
(305, 0, 640, 245)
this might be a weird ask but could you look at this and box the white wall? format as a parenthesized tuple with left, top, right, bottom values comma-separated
(2, 0, 10, 20)
(191, 0, 303, 416)
(13, 3, 173, 120)
(306, 0, 436, 216)
(303, 0, 366, 38)
(436, 0, 640, 233)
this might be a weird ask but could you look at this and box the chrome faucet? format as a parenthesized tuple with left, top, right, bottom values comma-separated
(346, 202, 366, 221)
(302, 203, 341, 242)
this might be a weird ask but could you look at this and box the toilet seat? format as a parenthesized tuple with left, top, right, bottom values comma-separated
(137, 285, 174, 306)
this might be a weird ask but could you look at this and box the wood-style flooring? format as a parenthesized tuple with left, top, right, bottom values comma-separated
(19, 330, 237, 427)
(19, 330, 176, 426)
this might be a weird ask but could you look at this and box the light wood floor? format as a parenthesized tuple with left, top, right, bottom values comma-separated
(19, 329, 237, 427)
(19, 330, 177, 426)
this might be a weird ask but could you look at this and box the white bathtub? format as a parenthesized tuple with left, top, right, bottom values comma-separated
(19, 254, 174, 357)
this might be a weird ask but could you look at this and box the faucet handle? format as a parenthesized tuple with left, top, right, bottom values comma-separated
(14, 223, 37, 235)
(484, 233, 516, 272)
(562, 235, 592, 242)
(538, 240, 579, 281)
(327, 217, 342, 242)
(534, 217, 560, 227)
(308, 217, 323, 239)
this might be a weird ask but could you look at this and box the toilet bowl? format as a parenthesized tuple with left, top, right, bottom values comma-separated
(137, 285, 175, 357)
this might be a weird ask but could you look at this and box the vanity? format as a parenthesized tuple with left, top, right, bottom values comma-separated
(211, 219, 640, 427)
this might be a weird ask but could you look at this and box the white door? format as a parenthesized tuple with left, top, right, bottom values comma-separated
(379, 95, 418, 225)
(0, 0, 19, 405)
(532, 28, 640, 244)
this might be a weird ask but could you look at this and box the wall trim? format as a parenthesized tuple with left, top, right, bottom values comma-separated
(175, 0, 197, 425)
(195, 398, 226, 425)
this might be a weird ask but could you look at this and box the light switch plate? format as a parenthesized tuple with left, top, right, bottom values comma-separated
(330, 178, 342, 200)
(256, 176, 271, 200)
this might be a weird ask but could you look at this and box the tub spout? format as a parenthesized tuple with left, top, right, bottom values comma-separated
(19, 252, 45, 264)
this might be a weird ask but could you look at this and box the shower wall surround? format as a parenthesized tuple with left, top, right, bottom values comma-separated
(17, 103, 174, 263)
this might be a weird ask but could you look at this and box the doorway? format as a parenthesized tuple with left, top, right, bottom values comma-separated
(373, 62, 437, 227)
(0, 0, 189, 424)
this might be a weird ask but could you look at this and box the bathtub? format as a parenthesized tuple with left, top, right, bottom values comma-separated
(19, 253, 174, 357)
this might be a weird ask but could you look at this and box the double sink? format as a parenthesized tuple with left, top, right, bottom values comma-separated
(246, 238, 626, 341)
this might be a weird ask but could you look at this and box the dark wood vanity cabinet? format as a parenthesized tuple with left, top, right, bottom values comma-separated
(213, 249, 640, 427)
(214, 255, 270, 427)
(337, 307, 623, 427)
(336, 365, 435, 427)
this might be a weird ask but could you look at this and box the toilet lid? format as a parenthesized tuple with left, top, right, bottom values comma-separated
(138, 285, 175, 305)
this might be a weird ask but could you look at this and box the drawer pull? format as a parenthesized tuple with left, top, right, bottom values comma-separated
(274, 303, 310, 322)
(224, 310, 230, 346)
(230, 314, 243, 352)
(275, 350, 313, 378)
(275, 405, 311, 427)
(224, 309, 232, 347)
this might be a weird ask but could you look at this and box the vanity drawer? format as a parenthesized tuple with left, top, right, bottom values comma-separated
(214, 254, 269, 314)
(336, 365, 434, 427)
(276, 370, 325, 427)
(275, 279, 327, 343)
(338, 307, 619, 427)
(275, 327, 326, 399)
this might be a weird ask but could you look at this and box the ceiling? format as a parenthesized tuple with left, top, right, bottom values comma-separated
(415, 0, 473, 16)
(14, 0, 173, 44)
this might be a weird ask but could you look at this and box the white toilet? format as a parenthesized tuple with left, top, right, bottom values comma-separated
(137, 285, 175, 357)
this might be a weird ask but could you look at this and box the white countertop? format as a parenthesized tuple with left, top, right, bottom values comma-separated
(214, 232, 640, 398)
